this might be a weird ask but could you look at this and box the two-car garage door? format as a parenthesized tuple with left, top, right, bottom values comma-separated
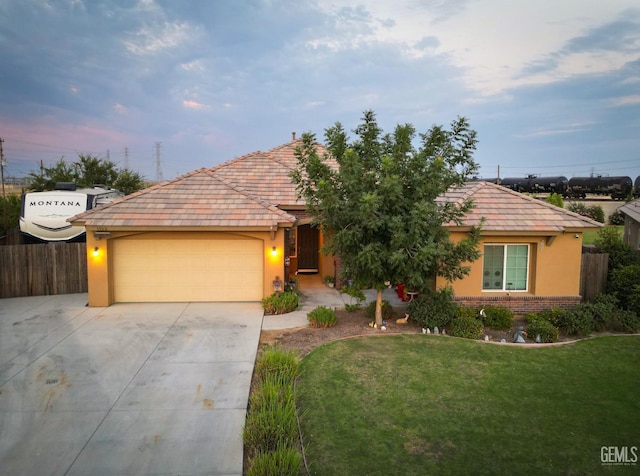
(112, 233, 264, 302)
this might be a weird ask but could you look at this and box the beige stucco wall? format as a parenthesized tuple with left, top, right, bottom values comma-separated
(85, 227, 289, 306)
(437, 231, 584, 297)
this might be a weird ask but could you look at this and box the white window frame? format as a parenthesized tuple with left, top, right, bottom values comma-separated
(482, 244, 530, 292)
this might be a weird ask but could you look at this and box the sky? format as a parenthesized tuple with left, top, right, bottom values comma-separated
(1, 0, 639, 183)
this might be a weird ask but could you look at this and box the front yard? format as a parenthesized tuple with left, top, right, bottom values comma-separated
(296, 335, 640, 475)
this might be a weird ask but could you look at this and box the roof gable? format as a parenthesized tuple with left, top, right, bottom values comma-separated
(439, 181, 603, 233)
(70, 168, 296, 228)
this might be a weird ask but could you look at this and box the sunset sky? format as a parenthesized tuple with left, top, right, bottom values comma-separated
(1, 0, 638, 182)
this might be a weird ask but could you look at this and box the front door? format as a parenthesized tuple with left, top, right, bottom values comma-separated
(297, 224, 319, 272)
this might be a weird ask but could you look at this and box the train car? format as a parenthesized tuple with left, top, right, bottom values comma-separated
(634, 176, 640, 197)
(20, 182, 123, 242)
(564, 175, 633, 200)
(494, 175, 568, 194)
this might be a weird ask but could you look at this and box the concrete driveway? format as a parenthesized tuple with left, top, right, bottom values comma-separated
(0, 294, 263, 476)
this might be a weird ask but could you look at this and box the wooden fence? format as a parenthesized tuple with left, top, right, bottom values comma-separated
(0, 243, 88, 298)
(580, 251, 608, 302)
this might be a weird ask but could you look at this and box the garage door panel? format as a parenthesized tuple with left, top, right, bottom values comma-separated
(113, 235, 263, 302)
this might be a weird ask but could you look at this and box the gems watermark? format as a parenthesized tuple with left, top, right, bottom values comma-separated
(601, 446, 637, 466)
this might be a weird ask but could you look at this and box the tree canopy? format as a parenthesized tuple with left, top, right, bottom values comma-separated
(291, 111, 482, 325)
(28, 154, 145, 195)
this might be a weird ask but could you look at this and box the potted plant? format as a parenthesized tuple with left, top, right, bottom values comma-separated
(323, 275, 335, 288)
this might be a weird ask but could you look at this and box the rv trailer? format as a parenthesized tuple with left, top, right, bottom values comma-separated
(20, 183, 123, 242)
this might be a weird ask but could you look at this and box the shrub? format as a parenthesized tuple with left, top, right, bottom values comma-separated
(608, 308, 640, 333)
(608, 210, 625, 226)
(248, 447, 303, 476)
(344, 303, 362, 312)
(526, 316, 559, 343)
(307, 306, 337, 328)
(408, 287, 458, 329)
(594, 227, 640, 274)
(567, 202, 605, 223)
(555, 306, 594, 336)
(261, 291, 299, 315)
(364, 299, 395, 321)
(448, 314, 484, 339)
(607, 265, 640, 311)
(456, 306, 478, 320)
(546, 193, 564, 208)
(481, 306, 514, 330)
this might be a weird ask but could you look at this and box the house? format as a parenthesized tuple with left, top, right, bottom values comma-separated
(435, 181, 601, 313)
(71, 137, 601, 309)
(619, 199, 640, 250)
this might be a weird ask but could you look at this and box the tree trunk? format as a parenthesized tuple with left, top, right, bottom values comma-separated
(375, 289, 383, 328)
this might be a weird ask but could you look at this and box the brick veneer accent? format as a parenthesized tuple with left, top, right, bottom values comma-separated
(455, 295, 582, 314)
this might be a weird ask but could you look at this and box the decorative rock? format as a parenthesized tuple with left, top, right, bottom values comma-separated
(442, 329, 446, 335)
(422, 328, 427, 334)
(484, 335, 489, 341)
(381, 325, 387, 331)
(426, 328, 431, 334)
(500, 338, 506, 343)
(433, 326, 439, 335)
(535, 334, 542, 343)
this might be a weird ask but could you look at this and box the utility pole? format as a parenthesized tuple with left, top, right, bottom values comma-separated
(1, 137, 7, 232)
(124, 147, 129, 169)
(0, 138, 5, 200)
(155, 142, 163, 182)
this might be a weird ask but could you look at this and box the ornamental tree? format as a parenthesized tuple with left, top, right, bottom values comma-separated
(291, 110, 482, 326)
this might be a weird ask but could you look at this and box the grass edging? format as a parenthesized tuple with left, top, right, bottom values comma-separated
(244, 346, 305, 475)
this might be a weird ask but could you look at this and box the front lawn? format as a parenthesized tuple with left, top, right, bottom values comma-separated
(583, 225, 623, 245)
(297, 335, 640, 475)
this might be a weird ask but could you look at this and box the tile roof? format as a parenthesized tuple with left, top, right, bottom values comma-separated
(619, 198, 640, 223)
(438, 181, 603, 232)
(70, 138, 601, 234)
(70, 168, 297, 228)
(210, 138, 329, 207)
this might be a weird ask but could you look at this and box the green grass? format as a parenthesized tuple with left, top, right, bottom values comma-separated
(583, 226, 623, 245)
(297, 335, 640, 475)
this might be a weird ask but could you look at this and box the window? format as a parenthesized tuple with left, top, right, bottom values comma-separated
(482, 244, 529, 291)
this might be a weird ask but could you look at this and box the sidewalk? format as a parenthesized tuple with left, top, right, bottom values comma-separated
(261, 274, 406, 330)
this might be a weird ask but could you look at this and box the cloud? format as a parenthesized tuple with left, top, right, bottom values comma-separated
(182, 100, 209, 110)
(123, 21, 194, 55)
(610, 95, 640, 106)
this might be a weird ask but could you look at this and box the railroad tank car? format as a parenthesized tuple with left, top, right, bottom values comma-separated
(491, 175, 568, 194)
(564, 175, 633, 200)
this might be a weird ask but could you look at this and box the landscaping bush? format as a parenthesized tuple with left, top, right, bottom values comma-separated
(261, 291, 299, 315)
(448, 314, 484, 339)
(567, 202, 605, 223)
(608, 210, 625, 226)
(526, 315, 559, 343)
(455, 306, 478, 320)
(607, 264, 640, 311)
(481, 306, 514, 330)
(253, 346, 299, 385)
(546, 193, 564, 208)
(248, 447, 303, 476)
(364, 299, 395, 321)
(307, 306, 337, 328)
(608, 308, 640, 333)
(594, 227, 640, 274)
(408, 287, 458, 329)
(555, 306, 594, 336)
(244, 347, 302, 475)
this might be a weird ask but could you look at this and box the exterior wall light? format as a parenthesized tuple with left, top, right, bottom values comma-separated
(93, 246, 99, 257)
(271, 246, 277, 257)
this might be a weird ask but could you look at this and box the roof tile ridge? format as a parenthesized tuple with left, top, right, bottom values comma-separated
(206, 171, 296, 222)
(483, 181, 602, 226)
